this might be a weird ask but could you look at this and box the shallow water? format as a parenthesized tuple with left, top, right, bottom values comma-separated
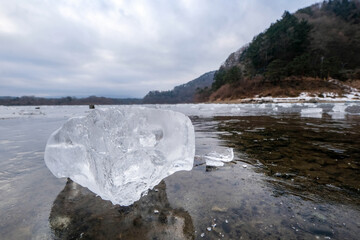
(0, 104, 360, 239)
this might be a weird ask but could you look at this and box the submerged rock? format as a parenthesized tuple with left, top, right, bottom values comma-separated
(45, 107, 195, 205)
(49, 179, 195, 240)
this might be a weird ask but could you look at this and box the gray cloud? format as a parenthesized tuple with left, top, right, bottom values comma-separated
(0, 0, 319, 98)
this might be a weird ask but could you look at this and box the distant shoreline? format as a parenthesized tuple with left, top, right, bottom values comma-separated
(0, 96, 142, 106)
(2, 98, 360, 107)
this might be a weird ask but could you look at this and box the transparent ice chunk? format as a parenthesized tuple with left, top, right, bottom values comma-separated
(44, 107, 195, 206)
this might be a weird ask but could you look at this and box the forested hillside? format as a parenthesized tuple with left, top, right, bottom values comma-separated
(206, 0, 360, 101)
(143, 71, 215, 104)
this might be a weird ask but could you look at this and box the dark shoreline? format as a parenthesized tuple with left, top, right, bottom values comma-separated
(0, 96, 142, 106)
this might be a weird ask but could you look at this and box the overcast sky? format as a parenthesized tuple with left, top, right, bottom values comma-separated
(0, 0, 320, 98)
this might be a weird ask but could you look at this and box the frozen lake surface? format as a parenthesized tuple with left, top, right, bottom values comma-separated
(0, 103, 360, 239)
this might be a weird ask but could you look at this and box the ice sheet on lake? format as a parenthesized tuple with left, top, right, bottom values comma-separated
(2, 102, 360, 120)
(44, 107, 195, 206)
(204, 148, 234, 167)
(0, 105, 90, 119)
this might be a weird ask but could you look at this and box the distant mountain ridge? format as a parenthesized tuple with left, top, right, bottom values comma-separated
(143, 71, 215, 104)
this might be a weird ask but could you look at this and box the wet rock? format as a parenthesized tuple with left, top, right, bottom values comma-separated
(206, 166, 218, 172)
(133, 215, 143, 227)
(273, 172, 296, 179)
(49, 179, 194, 240)
(118, 206, 132, 215)
(158, 211, 168, 224)
(50, 215, 71, 231)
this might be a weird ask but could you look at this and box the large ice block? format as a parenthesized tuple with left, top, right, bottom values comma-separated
(44, 107, 195, 206)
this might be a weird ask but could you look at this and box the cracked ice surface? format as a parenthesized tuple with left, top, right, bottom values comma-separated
(44, 107, 195, 205)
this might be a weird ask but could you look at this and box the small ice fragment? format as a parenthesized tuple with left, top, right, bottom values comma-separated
(207, 227, 212, 231)
(206, 159, 224, 167)
(44, 107, 195, 206)
(330, 104, 346, 119)
(205, 148, 234, 162)
(212, 223, 217, 228)
(205, 148, 234, 167)
(201, 233, 205, 237)
(242, 164, 247, 168)
(300, 108, 323, 118)
(154, 209, 159, 214)
(225, 219, 228, 223)
(154, 189, 159, 192)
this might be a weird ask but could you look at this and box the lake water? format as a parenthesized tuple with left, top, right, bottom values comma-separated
(0, 103, 359, 239)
